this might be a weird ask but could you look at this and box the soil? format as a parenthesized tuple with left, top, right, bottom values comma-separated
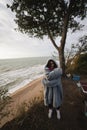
(1, 75, 87, 130)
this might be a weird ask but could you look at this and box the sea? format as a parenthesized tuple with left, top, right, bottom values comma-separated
(0, 57, 51, 94)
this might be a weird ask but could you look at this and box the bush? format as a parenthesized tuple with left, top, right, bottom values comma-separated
(66, 53, 87, 75)
(0, 88, 11, 122)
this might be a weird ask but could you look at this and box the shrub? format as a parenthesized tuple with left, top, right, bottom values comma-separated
(0, 88, 11, 122)
(66, 53, 87, 75)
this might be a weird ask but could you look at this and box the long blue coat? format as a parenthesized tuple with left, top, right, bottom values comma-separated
(42, 60, 63, 108)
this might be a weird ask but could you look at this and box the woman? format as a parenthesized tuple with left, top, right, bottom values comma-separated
(42, 59, 63, 119)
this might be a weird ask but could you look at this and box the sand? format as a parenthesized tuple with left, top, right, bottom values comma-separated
(10, 77, 43, 105)
(0, 77, 44, 127)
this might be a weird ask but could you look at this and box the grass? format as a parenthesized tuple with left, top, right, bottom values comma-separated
(1, 96, 64, 130)
(1, 77, 87, 130)
(0, 88, 12, 124)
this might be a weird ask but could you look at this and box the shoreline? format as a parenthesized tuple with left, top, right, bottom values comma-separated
(10, 77, 43, 97)
(8, 75, 43, 95)
(1, 77, 44, 127)
(11, 76, 43, 106)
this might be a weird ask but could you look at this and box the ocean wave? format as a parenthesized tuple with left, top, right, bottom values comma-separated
(0, 57, 52, 94)
(0, 64, 44, 94)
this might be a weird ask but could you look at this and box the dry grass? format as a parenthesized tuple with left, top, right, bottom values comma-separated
(1, 77, 87, 130)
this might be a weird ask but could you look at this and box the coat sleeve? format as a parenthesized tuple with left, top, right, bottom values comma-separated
(42, 67, 62, 88)
(42, 78, 58, 87)
(48, 68, 62, 80)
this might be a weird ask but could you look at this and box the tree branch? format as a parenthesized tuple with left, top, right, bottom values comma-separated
(47, 28, 59, 50)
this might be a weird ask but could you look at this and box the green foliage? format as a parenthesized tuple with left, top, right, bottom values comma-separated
(66, 53, 87, 74)
(65, 35, 87, 65)
(72, 35, 87, 55)
(0, 88, 11, 121)
(7, 0, 87, 74)
(75, 53, 87, 74)
(8, 0, 87, 38)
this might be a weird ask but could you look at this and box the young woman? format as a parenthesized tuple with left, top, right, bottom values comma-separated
(42, 59, 63, 119)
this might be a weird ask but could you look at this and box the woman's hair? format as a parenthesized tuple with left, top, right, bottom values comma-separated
(46, 59, 58, 68)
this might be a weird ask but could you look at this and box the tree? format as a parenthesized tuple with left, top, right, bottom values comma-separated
(74, 35, 87, 56)
(66, 35, 87, 64)
(66, 53, 87, 74)
(7, 0, 87, 75)
(65, 35, 87, 74)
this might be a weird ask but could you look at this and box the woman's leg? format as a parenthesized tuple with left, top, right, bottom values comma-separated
(48, 87, 53, 118)
(48, 104, 53, 118)
(56, 106, 61, 119)
(48, 104, 53, 109)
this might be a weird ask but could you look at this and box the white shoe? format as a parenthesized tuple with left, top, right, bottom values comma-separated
(48, 109, 53, 118)
(56, 110, 61, 119)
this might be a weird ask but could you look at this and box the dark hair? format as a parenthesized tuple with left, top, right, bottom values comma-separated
(46, 59, 58, 68)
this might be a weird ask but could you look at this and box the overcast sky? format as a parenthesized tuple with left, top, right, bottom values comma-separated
(0, 0, 87, 59)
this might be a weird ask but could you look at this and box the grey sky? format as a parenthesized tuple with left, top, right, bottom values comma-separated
(0, 0, 87, 59)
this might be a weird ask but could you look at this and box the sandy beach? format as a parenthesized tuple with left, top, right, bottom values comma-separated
(0, 77, 43, 127)
(11, 77, 43, 105)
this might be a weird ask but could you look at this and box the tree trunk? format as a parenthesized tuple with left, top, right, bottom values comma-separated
(47, 7, 70, 76)
(47, 27, 66, 76)
(58, 4, 71, 76)
(58, 47, 66, 76)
